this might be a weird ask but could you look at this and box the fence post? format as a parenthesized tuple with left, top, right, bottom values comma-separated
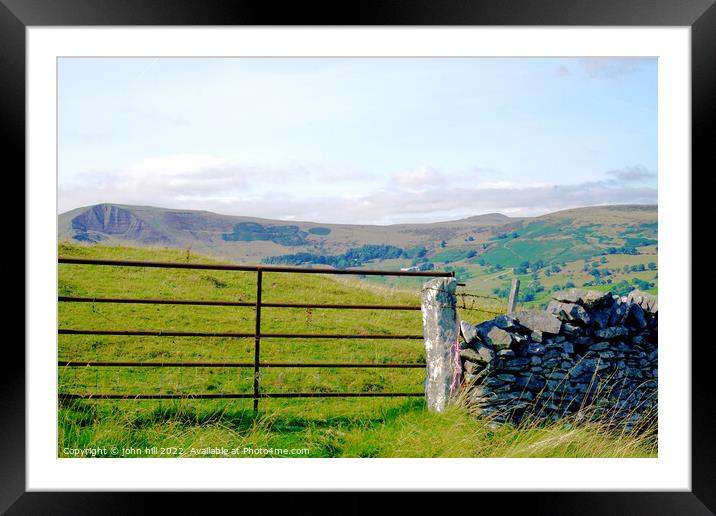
(507, 278, 520, 313)
(420, 277, 459, 412)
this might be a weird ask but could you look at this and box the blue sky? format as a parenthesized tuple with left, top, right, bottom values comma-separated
(58, 57, 657, 224)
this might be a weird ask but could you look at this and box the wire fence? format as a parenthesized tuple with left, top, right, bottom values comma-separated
(420, 285, 508, 317)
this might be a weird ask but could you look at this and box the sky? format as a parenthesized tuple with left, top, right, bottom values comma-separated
(58, 57, 657, 225)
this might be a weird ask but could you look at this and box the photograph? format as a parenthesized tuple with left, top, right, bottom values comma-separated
(6, 2, 707, 508)
(56, 56, 659, 459)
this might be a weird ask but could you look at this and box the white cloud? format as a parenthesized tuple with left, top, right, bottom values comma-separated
(605, 165, 656, 183)
(61, 154, 313, 203)
(578, 58, 651, 79)
(59, 154, 657, 224)
(477, 181, 550, 190)
(388, 166, 501, 193)
(390, 167, 445, 187)
(128, 154, 226, 176)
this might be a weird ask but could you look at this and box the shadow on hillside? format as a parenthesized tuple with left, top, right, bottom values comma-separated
(59, 397, 426, 434)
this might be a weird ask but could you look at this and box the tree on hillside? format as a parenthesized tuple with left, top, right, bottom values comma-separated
(418, 261, 435, 271)
(632, 277, 655, 290)
(488, 263, 504, 273)
(492, 286, 510, 299)
(406, 246, 427, 259)
(612, 280, 632, 296)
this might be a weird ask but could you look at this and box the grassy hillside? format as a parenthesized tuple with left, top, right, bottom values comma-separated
(58, 243, 656, 458)
(368, 206, 658, 309)
(58, 203, 517, 264)
(58, 204, 658, 310)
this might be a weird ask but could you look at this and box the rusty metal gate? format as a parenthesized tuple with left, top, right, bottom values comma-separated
(58, 257, 454, 413)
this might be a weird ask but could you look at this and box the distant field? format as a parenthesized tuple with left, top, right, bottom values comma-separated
(57, 243, 656, 458)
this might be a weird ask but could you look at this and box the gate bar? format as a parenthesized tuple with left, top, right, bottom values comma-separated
(58, 329, 424, 339)
(58, 361, 426, 368)
(58, 257, 455, 277)
(59, 392, 425, 399)
(58, 296, 421, 310)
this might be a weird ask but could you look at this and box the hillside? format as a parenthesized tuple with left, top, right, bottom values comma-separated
(57, 244, 656, 458)
(58, 203, 517, 263)
(58, 203, 658, 307)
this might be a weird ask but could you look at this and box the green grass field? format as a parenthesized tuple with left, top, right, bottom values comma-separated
(58, 243, 656, 458)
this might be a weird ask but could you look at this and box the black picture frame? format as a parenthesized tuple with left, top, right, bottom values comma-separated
(4, 0, 712, 513)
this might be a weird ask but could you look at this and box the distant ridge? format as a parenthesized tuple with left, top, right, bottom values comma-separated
(58, 203, 657, 267)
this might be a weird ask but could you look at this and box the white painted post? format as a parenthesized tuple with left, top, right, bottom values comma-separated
(421, 277, 459, 412)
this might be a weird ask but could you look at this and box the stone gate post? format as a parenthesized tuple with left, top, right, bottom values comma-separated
(421, 277, 459, 412)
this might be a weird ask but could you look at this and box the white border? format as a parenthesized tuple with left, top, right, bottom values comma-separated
(27, 27, 691, 491)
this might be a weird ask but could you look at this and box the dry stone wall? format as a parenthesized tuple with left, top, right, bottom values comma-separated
(459, 288, 658, 428)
